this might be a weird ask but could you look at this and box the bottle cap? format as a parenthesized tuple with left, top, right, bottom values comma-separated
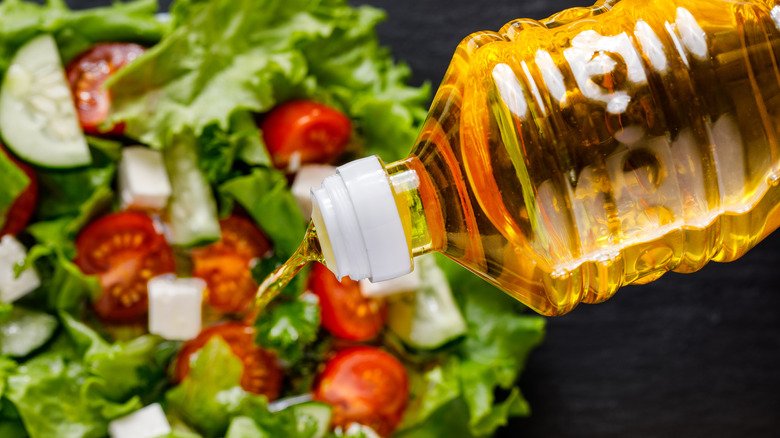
(310, 156, 412, 282)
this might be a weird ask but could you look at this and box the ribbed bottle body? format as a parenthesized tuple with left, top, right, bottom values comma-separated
(406, 0, 780, 315)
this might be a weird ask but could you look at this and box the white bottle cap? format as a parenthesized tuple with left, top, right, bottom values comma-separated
(310, 156, 412, 282)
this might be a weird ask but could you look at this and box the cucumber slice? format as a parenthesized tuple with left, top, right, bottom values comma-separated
(164, 133, 221, 247)
(0, 307, 58, 357)
(0, 35, 91, 168)
(388, 254, 467, 350)
(289, 402, 332, 438)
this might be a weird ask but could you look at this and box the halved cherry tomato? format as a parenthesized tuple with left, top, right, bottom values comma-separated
(74, 212, 174, 322)
(66, 43, 145, 134)
(192, 215, 271, 314)
(0, 146, 37, 236)
(175, 322, 283, 399)
(308, 263, 387, 341)
(314, 346, 409, 436)
(260, 100, 352, 168)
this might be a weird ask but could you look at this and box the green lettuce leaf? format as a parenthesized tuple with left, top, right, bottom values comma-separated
(5, 316, 165, 438)
(449, 258, 546, 389)
(107, 0, 311, 148)
(24, 219, 75, 257)
(399, 358, 462, 432)
(255, 292, 320, 364)
(107, 0, 428, 164)
(198, 112, 270, 185)
(2, 315, 168, 438)
(219, 169, 306, 258)
(17, 241, 100, 313)
(16, 223, 98, 315)
(61, 314, 168, 401)
(6, 351, 140, 438)
(396, 397, 475, 438)
(35, 164, 115, 223)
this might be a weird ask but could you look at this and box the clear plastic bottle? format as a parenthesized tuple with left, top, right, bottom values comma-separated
(263, 0, 780, 317)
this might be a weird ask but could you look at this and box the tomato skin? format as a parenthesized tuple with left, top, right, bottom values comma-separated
(314, 346, 409, 436)
(74, 212, 174, 322)
(192, 215, 271, 314)
(0, 146, 37, 236)
(260, 100, 352, 168)
(66, 43, 145, 135)
(175, 322, 283, 399)
(308, 263, 387, 341)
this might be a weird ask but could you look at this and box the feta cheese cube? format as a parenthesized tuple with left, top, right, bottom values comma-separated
(291, 165, 337, 217)
(108, 403, 171, 438)
(119, 146, 172, 210)
(360, 264, 422, 298)
(148, 275, 205, 341)
(0, 235, 40, 303)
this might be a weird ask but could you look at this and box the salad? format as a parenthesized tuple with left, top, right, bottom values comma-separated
(0, 0, 545, 437)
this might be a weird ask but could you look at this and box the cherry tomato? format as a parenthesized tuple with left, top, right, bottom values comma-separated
(260, 100, 352, 168)
(308, 263, 387, 341)
(0, 146, 37, 236)
(74, 212, 174, 322)
(314, 346, 409, 436)
(192, 215, 271, 314)
(175, 322, 283, 399)
(66, 43, 145, 134)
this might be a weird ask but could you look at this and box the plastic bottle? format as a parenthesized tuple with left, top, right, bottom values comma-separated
(259, 0, 780, 316)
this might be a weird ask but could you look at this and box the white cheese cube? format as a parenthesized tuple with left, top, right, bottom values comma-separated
(108, 403, 171, 438)
(0, 235, 40, 303)
(148, 275, 205, 341)
(360, 264, 422, 298)
(291, 165, 337, 218)
(119, 146, 172, 210)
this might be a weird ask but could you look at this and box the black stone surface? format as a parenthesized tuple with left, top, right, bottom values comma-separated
(65, 0, 780, 436)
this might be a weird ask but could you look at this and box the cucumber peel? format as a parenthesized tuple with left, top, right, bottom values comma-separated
(164, 132, 221, 247)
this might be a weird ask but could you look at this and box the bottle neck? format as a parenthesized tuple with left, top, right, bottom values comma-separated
(384, 156, 439, 257)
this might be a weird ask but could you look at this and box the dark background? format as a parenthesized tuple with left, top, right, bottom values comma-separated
(70, 0, 780, 436)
